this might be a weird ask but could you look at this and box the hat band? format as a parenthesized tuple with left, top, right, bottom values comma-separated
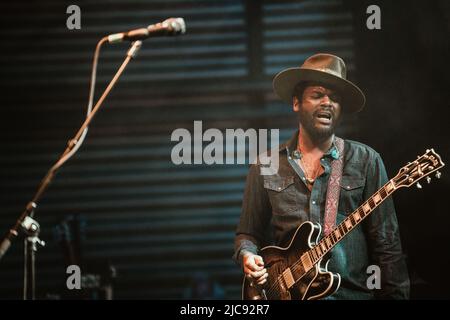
(302, 67, 343, 79)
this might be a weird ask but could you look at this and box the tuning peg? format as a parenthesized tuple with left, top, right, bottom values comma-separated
(416, 182, 422, 189)
(436, 171, 442, 179)
(426, 176, 431, 184)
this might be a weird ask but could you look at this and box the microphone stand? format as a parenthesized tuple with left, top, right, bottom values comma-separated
(0, 39, 143, 300)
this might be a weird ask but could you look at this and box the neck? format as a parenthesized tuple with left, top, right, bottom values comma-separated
(298, 126, 334, 154)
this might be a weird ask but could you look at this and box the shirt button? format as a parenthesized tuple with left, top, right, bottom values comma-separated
(312, 200, 316, 205)
(278, 187, 282, 191)
(302, 177, 306, 181)
(346, 186, 351, 189)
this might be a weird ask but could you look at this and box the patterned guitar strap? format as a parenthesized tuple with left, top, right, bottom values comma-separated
(323, 137, 345, 236)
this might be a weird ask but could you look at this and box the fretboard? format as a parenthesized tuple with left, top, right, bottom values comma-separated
(307, 179, 397, 264)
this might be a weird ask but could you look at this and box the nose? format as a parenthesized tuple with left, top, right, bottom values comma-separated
(320, 95, 332, 107)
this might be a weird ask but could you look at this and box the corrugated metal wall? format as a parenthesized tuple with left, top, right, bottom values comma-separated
(0, 0, 358, 299)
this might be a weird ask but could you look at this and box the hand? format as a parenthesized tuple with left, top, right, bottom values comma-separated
(242, 252, 268, 286)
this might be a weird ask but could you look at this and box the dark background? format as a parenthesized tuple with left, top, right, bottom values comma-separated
(0, 0, 448, 299)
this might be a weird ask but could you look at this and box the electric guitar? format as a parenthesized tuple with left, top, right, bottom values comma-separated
(242, 148, 444, 300)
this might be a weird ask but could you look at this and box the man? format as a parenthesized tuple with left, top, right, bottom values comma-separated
(233, 53, 410, 299)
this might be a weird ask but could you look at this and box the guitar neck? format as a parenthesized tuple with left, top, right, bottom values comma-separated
(308, 179, 397, 264)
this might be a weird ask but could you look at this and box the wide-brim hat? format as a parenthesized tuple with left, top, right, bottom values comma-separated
(273, 53, 366, 113)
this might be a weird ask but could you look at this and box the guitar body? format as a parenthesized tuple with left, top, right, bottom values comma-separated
(242, 221, 341, 300)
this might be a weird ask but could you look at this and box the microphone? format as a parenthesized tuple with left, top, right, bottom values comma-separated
(108, 17, 186, 44)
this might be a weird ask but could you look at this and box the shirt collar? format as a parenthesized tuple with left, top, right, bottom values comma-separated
(281, 130, 340, 160)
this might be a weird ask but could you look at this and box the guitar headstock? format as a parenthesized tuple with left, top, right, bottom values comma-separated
(393, 148, 445, 189)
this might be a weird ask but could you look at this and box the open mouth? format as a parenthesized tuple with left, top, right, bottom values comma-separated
(315, 111, 332, 124)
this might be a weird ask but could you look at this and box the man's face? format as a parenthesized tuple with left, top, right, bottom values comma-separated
(293, 84, 342, 140)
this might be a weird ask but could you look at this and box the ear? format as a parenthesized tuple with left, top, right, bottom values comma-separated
(293, 96, 301, 112)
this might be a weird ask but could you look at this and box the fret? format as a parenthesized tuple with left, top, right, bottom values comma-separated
(325, 237, 332, 248)
(349, 214, 356, 225)
(335, 229, 341, 240)
(320, 242, 326, 252)
(386, 180, 394, 193)
(316, 246, 321, 257)
(311, 248, 317, 261)
(358, 207, 370, 219)
(342, 224, 347, 234)
(338, 224, 345, 236)
(330, 232, 337, 243)
(373, 192, 382, 204)
(313, 249, 318, 261)
(337, 229, 342, 239)
(344, 218, 352, 230)
(368, 198, 375, 209)
(358, 207, 365, 218)
(308, 251, 314, 263)
(379, 187, 387, 199)
(362, 202, 370, 214)
(353, 210, 361, 221)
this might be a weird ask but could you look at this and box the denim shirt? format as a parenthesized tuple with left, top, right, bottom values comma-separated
(234, 131, 410, 299)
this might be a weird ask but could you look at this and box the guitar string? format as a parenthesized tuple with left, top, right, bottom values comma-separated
(288, 181, 394, 274)
(264, 251, 314, 299)
(262, 175, 424, 298)
(264, 270, 284, 299)
(263, 243, 323, 298)
(264, 229, 351, 297)
(264, 242, 332, 298)
(265, 256, 315, 298)
(265, 183, 393, 298)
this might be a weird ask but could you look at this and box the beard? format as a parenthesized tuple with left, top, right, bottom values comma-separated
(298, 107, 340, 141)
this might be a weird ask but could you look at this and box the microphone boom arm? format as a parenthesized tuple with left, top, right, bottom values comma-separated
(0, 40, 143, 287)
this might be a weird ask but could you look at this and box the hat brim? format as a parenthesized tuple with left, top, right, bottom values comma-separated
(273, 68, 366, 113)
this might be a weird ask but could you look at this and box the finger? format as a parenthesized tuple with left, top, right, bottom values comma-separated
(258, 272, 269, 281)
(244, 260, 263, 272)
(256, 273, 268, 285)
(250, 268, 267, 279)
(256, 278, 267, 286)
(254, 255, 265, 267)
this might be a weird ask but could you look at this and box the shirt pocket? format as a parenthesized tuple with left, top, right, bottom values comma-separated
(339, 177, 365, 214)
(263, 175, 298, 215)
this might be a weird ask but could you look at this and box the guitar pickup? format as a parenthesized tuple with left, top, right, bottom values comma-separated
(282, 268, 295, 289)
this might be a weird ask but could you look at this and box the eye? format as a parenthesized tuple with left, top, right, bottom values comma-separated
(312, 92, 324, 99)
(330, 94, 341, 103)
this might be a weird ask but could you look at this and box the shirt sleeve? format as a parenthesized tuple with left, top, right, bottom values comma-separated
(363, 152, 411, 299)
(233, 163, 272, 266)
